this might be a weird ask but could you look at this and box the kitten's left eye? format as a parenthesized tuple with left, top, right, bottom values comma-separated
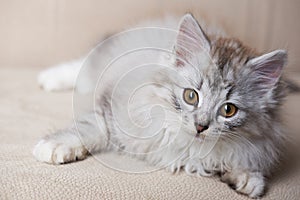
(183, 88, 198, 105)
(219, 103, 238, 118)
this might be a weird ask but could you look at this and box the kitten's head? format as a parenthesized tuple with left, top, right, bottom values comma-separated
(171, 14, 287, 142)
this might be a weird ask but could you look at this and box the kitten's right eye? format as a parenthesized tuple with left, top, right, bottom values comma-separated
(183, 88, 198, 105)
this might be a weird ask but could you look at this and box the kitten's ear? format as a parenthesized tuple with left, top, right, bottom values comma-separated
(247, 50, 287, 86)
(175, 14, 211, 67)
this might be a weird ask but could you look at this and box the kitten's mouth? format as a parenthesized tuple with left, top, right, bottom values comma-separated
(195, 132, 206, 140)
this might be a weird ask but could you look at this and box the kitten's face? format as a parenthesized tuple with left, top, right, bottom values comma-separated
(171, 14, 287, 141)
(172, 53, 245, 140)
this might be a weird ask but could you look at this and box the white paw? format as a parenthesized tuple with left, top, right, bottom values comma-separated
(236, 172, 265, 198)
(221, 171, 265, 198)
(38, 61, 81, 92)
(33, 139, 88, 164)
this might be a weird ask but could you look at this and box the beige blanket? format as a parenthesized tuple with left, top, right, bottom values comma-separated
(1, 68, 299, 199)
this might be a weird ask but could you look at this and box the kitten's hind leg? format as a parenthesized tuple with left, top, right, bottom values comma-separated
(33, 112, 109, 164)
(38, 58, 84, 92)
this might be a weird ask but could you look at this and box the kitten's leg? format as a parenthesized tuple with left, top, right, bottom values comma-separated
(221, 170, 265, 198)
(33, 113, 109, 164)
(38, 58, 83, 92)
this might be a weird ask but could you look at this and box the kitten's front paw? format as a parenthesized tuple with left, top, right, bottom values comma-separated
(221, 170, 265, 198)
(33, 139, 88, 164)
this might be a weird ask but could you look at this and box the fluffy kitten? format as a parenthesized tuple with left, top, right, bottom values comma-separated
(33, 14, 288, 198)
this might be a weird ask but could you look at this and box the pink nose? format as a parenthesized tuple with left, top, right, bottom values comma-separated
(196, 124, 209, 133)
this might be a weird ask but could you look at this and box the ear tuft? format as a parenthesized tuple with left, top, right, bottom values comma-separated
(175, 14, 211, 67)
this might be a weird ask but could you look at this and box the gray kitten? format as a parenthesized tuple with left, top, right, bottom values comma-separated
(34, 14, 288, 198)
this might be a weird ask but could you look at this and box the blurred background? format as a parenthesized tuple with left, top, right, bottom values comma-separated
(1, 0, 300, 73)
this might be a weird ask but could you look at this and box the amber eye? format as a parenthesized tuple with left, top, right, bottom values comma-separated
(183, 88, 199, 105)
(219, 103, 238, 118)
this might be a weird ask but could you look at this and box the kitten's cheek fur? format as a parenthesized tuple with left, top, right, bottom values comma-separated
(221, 170, 265, 198)
(33, 139, 88, 164)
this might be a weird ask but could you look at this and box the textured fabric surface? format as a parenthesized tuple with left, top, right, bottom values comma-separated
(0, 68, 300, 200)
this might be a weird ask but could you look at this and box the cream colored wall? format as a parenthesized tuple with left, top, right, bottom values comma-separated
(0, 0, 299, 72)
